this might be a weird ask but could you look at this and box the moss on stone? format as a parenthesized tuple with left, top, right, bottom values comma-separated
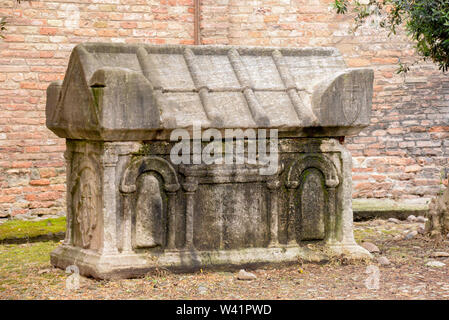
(352, 199, 429, 212)
(91, 87, 103, 109)
(133, 143, 152, 156)
(0, 217, 66, 241)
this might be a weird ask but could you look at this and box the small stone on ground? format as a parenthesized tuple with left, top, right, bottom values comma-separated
(237, 269, 257, 281)
(361, 241, 380, 253)
(377, 256, 391, 266)
(425, 261, 446, 268)
(430, 252, 449, 258)
(416, 216, 427, 223)
(197, 285, 207, 295)
(417, 226, 426, 234)
(388, 218, 400, 224)
(37, 268, 51, 275)
(405, 230, 418, 240)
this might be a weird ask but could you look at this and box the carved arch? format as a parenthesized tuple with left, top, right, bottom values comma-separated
(119, 156, 180, 251)
(286, 154, 339, 188)
(120, 156, 180, 193)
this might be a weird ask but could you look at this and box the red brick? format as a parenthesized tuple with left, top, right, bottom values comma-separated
(0, 195, 15, 203)
(29, 179, 50, 186)
(39, 168, 57, 178)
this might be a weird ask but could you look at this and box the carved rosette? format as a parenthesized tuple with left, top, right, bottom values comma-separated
(342, 83, 362, 124)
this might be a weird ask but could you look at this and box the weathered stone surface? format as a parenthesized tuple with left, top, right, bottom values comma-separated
(47, 44, 373, 279)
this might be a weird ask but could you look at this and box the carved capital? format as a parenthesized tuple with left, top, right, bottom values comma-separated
(285, 180, 299, 189)
(267, 179, 281, 190)
(64, 150, 73, 161)
(183, 177, 198, 193)
(102, 146, 119, 167)
(165, 183, 180, 193)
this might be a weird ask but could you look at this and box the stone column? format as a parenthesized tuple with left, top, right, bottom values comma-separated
(267, 178, 280, 247)
(100, 144, 119, 255)
(121, 193, 133, 254)
(326, 187, 338, 244)
(165, 184, 179, 250)
(63, 148, 73, 246)
(182, 176, 198, 249)
(285, 181, 299, 245)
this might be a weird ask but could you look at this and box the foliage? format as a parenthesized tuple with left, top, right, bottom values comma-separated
(0, 16, 6, 39)
(333, 0, 449, 72)
(0, 0, 20, 39)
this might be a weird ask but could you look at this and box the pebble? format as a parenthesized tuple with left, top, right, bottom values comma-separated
(237, 269, 257, 280)
(37, 268, 51, 275)
(197, 285, 207, 295)
(404, 230, 418, 240)
(361, 242, 380, 253)
(416, 216, 427, 223)
(407, 215, 417, 222)
(417, 226, 426, 235)
(430, 252, 449, 258)
(377, 256, 391, 266)
(425, 261, 446, 268)
(388, 218, 401, 224)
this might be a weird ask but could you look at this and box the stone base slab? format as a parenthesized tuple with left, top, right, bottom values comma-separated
(51, 244, 371, 279)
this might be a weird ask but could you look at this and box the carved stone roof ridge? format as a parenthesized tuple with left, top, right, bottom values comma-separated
(46, 43, 374, 140)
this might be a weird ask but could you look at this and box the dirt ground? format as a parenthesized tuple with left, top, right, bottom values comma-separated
(0, 219, 448, 300)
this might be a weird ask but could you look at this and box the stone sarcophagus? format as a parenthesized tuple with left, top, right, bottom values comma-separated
(46, 43, 374, 279)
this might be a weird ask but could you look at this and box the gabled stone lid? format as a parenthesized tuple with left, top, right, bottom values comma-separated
(46, 43, 374, 140)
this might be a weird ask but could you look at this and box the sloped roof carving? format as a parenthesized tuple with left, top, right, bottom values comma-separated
(46, 43, 374, 140)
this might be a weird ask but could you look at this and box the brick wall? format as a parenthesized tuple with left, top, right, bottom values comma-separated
(0, 0, 448, 218)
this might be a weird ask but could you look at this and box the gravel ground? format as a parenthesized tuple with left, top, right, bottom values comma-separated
(0, 219, 448, 300)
